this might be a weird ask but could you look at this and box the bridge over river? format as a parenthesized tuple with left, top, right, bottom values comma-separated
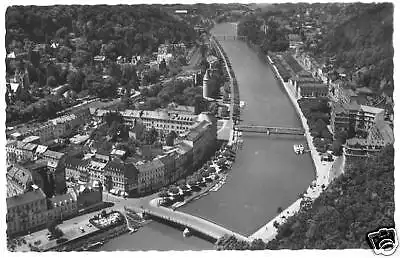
(130, 199, 249, 243)
(234, 124, 305, 136)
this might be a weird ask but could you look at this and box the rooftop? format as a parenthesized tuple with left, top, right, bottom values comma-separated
(184, 120, 211, 142)
(43, 150, 65, 160)
(7, 188, 46, 209)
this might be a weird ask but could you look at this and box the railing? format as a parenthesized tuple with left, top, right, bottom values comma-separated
(143, 206, 248, 242)
(213, 35, 247, 41)
(234, 125, 305, 135)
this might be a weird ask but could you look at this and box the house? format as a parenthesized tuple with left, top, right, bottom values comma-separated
(296, 82, 329, 99)
(330, 102, 385, 134)
(181, 113, 217, 169)
(136, 159, 165, 194)
(104, 161, 138, 196)
(67, 181, 103, 212)
(7, 165, 44, 198)
(65, 157, 90, 181)
(48, 193, 78, 221)
(158, 152, 177, 185)
(6, 186, 48, 237)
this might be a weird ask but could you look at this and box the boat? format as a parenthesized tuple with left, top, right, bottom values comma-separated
(86, 241, 104, 250)
(183, 228, 191, 237)
(129, 228, 138, 234)
(298, 144, 305, 154)
(293, 144, 300, 154)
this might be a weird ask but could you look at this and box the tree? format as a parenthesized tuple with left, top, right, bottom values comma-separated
(67, 70, 85, 92)
(165, 131, 177, 146)
(46, 76, 57, 87)
(144, 127, 158, 145)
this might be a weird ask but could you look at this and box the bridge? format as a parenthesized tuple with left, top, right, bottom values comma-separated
(213, 35, 247, 41)
(139, 199, 249, 243)
(234, 124, 305, 135)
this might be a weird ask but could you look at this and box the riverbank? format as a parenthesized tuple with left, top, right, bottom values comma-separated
(248, 55, 345, 243)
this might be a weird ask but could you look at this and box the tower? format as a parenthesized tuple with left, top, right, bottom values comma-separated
(202, 69, 209, 99)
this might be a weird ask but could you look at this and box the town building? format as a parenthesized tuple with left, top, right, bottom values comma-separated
(65, 157, 90, 181)
(330, 102, 385, 134)
(6, 140, 18, 164)
(136, 159, 165, 194)
(296, 82, 329, 99)
(48, 193, 78, 221)
(104, 161, 138, 196)
(120, 109, 197, 135)
(344, 112, 394, 158)
(173, 142, 193, 181)
(181, 113, 217, 169)
(6, 186, 48, 237)
(7, 164, 45, 198)
(67, 181, 103, 212)
(158, 151, 177, 185)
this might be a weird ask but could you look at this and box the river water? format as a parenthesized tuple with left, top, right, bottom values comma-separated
(99, 22, 315, 251)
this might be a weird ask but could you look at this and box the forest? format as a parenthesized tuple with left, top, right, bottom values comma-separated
(237, 14, 289, 53)
(5, 5, 197, 124)
(314, 3, 393, 94)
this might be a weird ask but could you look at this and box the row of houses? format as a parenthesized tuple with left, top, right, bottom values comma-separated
(64, 113, 217, 196)
(293, 50, 394, 157)
(288, 70, 329, 99)
(92, 106, 198, 136)
(6, 180, 103, 237)
(9, 109, 90, 144)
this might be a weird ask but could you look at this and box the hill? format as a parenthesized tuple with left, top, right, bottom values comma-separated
(266, 145, 394, 249)
(315, 3, 393, 94)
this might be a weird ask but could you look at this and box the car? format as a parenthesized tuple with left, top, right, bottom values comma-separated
(47, 235, 57, 241)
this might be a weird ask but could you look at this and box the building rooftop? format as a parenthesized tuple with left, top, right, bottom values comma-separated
(21, 143, 38, 151)
(22, 136, 40, 143)
(184, 120, 210, 142)
(50, 193, 75, 207)
(7, 188, 46, 209)
(135, 158, 164, 172)
(299, 83, 328, 89)
(360, 105, 384, 115)
(7, 165, 33, 187)
(43, 150, 65, 160)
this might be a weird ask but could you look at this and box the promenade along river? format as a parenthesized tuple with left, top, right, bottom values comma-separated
(100, 22, 315, 250)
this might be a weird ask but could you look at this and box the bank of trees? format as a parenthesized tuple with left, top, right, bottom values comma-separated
(237, 14, 289, 54)
(314, 3, 393, 93)
(6, 5, 196, 124)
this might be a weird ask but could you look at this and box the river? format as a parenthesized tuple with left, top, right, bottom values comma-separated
(99, 22, 315, 251)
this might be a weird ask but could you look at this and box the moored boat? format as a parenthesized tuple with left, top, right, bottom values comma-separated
(183, 228, 191, 237)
